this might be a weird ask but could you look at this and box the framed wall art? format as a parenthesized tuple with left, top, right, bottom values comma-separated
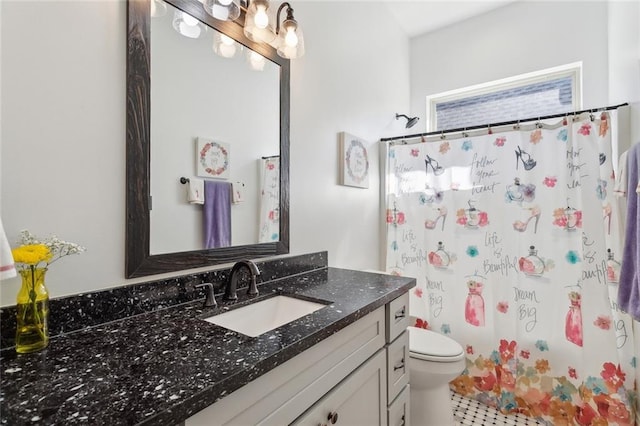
(339, 132, 370, 188)
(196, 137, 230, 179)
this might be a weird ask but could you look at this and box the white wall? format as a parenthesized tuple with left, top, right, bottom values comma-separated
(287, 2, 410, 270)
(0, 0, 409, 305)
(409, 1, 610, 134)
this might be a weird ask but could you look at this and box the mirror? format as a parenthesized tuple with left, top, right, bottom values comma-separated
(126, 0, 290, 278)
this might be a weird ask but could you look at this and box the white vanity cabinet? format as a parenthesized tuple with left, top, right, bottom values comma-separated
(185, 291, 410, 426)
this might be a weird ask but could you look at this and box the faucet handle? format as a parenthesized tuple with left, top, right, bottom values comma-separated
(195, 282, 217, 308)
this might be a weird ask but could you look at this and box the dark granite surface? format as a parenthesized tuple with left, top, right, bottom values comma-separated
(0, 252, 328, 349)
(0, 267, 415, 425)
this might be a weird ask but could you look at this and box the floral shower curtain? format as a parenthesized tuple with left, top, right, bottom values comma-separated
(385, 111, 637, 424)
(258, 156, 280, 243)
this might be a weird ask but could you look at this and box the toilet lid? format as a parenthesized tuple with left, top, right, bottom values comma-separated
(408, 326, 464, 362)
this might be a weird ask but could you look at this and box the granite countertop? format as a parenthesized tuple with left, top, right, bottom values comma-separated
(0, 268, 415, 425)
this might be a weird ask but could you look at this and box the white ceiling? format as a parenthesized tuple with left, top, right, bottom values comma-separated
(383, 0, 519, 38)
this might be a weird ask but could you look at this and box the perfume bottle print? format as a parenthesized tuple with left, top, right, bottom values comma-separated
(518, 246, 546, 277)
(428, 241, 453, 269)
(565, 292, 583, 347)
(465, 279, 485, 327)
(456, 200, 489, 229)
(607, 249, 621, 284)
(513, 206, 541, 234)
(505, 178, 536, 204)
(552, 199, 582, 231)
(386, 202, 406, 226)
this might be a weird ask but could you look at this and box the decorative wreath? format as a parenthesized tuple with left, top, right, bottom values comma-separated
(199, 142, 229, 176)
(345, 139, 369, 183)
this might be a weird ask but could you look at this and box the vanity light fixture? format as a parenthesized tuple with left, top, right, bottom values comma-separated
(242, 0, 305, 59)
(150, 0, 167, 17)
(243, 0, 276, 43)
(213, 32, 240, 58)
(273, 2, 304, 59)
(204, 0, 241, 22)
(172, 9, 202, 38)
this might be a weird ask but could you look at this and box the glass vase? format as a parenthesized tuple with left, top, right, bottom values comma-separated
(15, 267, 49, 353)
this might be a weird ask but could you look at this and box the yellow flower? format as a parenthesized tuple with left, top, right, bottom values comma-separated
(12, 244, 52, 266)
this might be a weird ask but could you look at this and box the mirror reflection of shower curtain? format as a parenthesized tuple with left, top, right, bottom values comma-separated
(258, 156, 280, 242)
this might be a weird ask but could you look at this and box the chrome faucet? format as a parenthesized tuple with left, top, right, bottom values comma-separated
(224, 260, 261, 301)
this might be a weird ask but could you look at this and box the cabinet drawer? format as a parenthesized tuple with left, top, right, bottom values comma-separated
(293, 349, 387, 426)
(386, 292, 409, 343)
(386, 331, 409, 403)
(388, 385, 409, 426)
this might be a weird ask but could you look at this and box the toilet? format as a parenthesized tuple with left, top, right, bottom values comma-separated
(408, 326, 466, 426)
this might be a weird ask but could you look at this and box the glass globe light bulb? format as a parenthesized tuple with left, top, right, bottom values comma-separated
(254, 6, 269, 29)
(284, 28, 298, 47)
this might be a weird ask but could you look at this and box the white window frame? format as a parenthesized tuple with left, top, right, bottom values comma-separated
(425, 62, 583, 132)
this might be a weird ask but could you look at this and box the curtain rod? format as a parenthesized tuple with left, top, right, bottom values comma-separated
(380, 102, 629, 143)
(261, 155, 280, 159)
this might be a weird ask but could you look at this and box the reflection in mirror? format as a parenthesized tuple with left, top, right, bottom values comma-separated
(149, 2, 280, 254)
(126, 0, 289, 278)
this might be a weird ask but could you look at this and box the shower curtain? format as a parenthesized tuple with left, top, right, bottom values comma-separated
(384, 111, 637, 424)
(258, 156, 280, 243)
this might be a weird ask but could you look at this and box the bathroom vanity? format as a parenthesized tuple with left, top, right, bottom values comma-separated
(0, 261, 414, 425)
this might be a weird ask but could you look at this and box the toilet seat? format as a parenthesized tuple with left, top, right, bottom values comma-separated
(408, 326, 465, 362)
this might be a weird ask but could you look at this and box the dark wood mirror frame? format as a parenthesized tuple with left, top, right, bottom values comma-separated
(126, 0, 290, 278)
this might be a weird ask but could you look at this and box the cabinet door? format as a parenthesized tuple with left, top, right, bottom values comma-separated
(386, 331, 409, 403)
(293, 350, 388, 426)
(388, 385, 409, 426)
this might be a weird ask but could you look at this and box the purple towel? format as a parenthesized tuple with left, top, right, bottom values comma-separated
(618, 143, 640, 320)
(203, 180, 231, 249)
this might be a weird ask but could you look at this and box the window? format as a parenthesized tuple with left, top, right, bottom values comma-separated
(426, 62, 582, 131)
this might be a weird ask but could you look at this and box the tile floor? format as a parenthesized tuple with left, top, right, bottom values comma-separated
(451, 391, 546, 426)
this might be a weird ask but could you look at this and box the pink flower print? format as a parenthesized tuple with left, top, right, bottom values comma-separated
(494, 137, 506, 147)
(396, 212, 405, 225)
(415, 318, 429, 329)
(439, 142, 450, 154)
(268, 210, 276, 220)
(428, 251, 442, 267)
(594, 315, 612, 330)
(267, 163, 275, 170)
(601, 362, 626, 390)
(543, 176, 557, 188)
(497, 301, 509, 313)
(499, 339, 517, 362)
(530, 129, 543, 144)
(569, 367, 578, 379)
(520, 349, 530, 359)
(456, 209, 467, 225)
(410, 148, 419, 157)
(477, 211, 489, 227)
(450, 182, 460, 191)
(466, 345, 474, 355)
(414, 287, 423, 298)
(518, 257, 536, 274)
(574, 210, 583, 228)
(578, 122, 591, 136)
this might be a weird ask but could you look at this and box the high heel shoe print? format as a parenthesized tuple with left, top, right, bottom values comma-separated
(425, 155, 445, 176)
(425, 207, 447, 231)
(515, 146, 536, 171)
(513, 205, 541, 233)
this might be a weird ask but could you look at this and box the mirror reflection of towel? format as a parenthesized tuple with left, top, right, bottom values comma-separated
(203, 180, 231, 249)
(188, 178, 205, 205)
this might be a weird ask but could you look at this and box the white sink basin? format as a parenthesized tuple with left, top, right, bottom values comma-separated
(204, 295, 328, 337)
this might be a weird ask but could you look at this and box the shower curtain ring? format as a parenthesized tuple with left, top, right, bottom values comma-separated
(440, 131, 446, 140)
